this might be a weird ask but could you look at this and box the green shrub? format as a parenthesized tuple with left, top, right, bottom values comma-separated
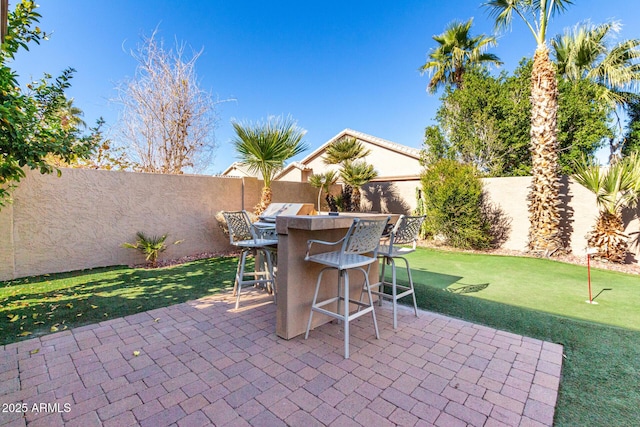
(420, 159, 492, 249)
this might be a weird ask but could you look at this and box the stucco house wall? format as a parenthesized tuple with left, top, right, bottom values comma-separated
(276, 129, 423, 183)
(272, 129, 425, 215)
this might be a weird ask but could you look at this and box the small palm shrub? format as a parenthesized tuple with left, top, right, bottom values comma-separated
(572, 153, 640, 263)
(122, 232, 181, 267)
(420, 159, 492, 249)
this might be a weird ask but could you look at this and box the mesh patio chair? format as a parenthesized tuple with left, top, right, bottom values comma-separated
(304, 216, 390, 359)
(370, 215, 425, 329)
(223, 210, 278, 309)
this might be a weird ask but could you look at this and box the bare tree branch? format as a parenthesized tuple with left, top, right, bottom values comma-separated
(113, 30, 222, 174)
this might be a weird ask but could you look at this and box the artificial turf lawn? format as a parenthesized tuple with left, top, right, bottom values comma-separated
(0, 257, 238, 346)
(1, 249, 639, 426)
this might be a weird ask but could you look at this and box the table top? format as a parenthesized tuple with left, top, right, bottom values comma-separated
(275, 213, 396, 235)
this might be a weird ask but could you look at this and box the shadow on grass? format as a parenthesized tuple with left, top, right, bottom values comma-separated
(445, 283, 490, 294)
(0, 257, 239, 346)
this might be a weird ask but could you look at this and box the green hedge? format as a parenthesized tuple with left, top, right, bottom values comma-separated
(420, 159, 491, 249)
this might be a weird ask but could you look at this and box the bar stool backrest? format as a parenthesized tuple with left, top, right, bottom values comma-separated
(389, 215, 426, 249)
(342, 217, 390, 257)
(223, 211, 258, 244)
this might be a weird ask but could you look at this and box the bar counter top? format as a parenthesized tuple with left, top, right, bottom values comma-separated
(275, 212, 393, 234)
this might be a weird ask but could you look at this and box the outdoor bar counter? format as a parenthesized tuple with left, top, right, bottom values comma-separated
(274, 213, 395, 339)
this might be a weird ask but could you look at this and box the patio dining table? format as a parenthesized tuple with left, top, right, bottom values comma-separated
(274, 212, 397, 339)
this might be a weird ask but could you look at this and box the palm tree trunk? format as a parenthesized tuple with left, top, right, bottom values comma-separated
(351, 187, 361, 212)
(588, 211, 628, 263)
(527, 45, 563, 256)
(254, 186, 272, 215)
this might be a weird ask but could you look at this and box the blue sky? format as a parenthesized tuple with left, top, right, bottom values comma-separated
(10, 0, 640, 173)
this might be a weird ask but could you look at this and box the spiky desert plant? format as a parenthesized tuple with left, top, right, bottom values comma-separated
(122, 232, 182, 267)
(323, 136, 373, 211)
(340, 160, 378, 211)
(572, 153, 640, 262)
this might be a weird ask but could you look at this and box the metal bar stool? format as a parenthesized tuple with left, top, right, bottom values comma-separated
(304, 216, 390, 358)
(370, 215, 425, 329)
(223, 211, 278, 309)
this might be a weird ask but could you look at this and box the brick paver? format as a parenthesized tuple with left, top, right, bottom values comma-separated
(0, 289, 562, 426)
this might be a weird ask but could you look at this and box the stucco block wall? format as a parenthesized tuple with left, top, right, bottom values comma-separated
(0, 203, 14, 276)
(0, 169, 317, 281)
(483, 176, 639, 263)
(2, 169, 638, 281)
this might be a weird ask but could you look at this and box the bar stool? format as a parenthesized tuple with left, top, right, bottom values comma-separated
(223, 211, 278, 309)
(304, 217, 390, 358)
(370, 215, 425, 329)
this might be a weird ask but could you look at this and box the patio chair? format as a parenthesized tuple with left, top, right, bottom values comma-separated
(223, 210, 278, 309)
(370, 215, 425, 329)
(304, 216, 390, 359)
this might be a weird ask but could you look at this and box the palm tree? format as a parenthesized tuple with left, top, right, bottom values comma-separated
(552, 20, 640, 159)
(485, 0, 572, 256)
(340, 161, 378, 211)
(323, 136, 371, 211)
(308, 171, 339, 212)
(553, 21, 640, 107)
(59, 98, 86, 130)
(323, 136, 370, 165)
(419, 18, 502, 94)
(231, 116, 308, 214)
(572, 153, 640, 262)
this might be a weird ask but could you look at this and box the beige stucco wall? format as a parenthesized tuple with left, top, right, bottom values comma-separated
(0, 169, 317, 281)
(482, 176, 639, 263)
(2, 169, 638, 281)
(0, 202, 14, 276)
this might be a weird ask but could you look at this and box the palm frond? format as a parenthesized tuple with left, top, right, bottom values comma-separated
(231, 116, 308, 187)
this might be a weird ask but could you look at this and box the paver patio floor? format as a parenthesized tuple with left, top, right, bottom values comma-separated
(0, 289, 563, 427)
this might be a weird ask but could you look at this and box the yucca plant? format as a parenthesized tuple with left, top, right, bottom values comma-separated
(122, 232, 179, 267)
(572, 153, 640, 262)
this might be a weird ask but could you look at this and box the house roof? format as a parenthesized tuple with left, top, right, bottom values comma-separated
(274, 129, 421, 180)
(220, 162, 262, 178)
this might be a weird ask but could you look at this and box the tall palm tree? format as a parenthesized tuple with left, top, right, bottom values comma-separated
(231, 116, 308, 214)
(553, 20, 640, 108)
(552, 20, 640, 159)
(340, 161, 378, 211)
(572, 153, 640, 262)
(419, 18, 502, 94)
(485, 0, 572, 256)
